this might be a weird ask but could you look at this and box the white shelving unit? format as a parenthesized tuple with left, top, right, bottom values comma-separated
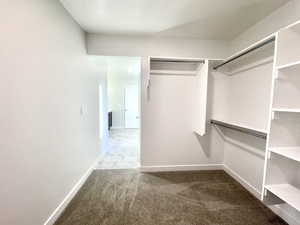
(276, 60, 300, 70)
(265, 184, 300, 211)
(262, 21, 300, 214)
(269, 147, 300, 162)
(272, 108, 300, 113)
(149, 57, 209, 136)
(150, 57, 204, 76)
(150, 70, 197, 76)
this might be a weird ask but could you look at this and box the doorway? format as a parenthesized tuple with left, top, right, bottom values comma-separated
(97, 56, 141, 169)
(125, 85, 140, 128)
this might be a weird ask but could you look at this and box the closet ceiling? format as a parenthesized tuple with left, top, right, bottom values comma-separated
(61, 0, 289, 40)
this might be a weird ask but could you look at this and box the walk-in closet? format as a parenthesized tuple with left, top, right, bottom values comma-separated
(4, 1, 300, 225)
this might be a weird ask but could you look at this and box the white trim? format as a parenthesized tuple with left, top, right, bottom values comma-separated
(140, 164, 223, 172)
(276, 60, 300, 70)
(269, 205, 300, 225)
(223, 164, 300, 225)
(43, 156, 101, 225)
(279, 19, 300, 31)
(223, 164, 261, 199)
(42, 156, 299, 225)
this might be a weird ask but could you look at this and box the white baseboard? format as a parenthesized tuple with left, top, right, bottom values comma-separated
(43, 156, 101, 225)
(222, 164, 261, 199)
(269, 205, 300, 225)
(140, 164, 223, 172)
(223, 164, 300, 225)
(43, 157, 299, 225)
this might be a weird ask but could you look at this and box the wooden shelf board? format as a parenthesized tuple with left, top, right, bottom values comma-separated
(265, 184, 300, 211)
(269, 147, 300, 162)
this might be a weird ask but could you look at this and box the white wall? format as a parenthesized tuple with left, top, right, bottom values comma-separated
(87, 34, 229, 59)
(0, 1, 106, 225)
(140, 60, 224, 169)
(211, 62, 273, 131)
(87, 34, 228, 170)
(107, 58, 140, 129)
(230, 0, 300, 54)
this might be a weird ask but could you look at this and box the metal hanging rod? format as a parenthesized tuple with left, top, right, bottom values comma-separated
(213, 36, 275, 70)
(211, 120, 267, 139)
(151, 59, 205, 64)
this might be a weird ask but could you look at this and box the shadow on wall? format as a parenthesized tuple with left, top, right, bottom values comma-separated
(194, 126, 213, 158)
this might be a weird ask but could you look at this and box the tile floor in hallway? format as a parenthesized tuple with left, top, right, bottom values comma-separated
(96, 129, 139, 169)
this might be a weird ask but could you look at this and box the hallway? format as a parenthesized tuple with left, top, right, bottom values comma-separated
(96, 129, 139, 169)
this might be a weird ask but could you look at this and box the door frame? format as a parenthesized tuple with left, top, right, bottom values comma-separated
(124, 85, 140, 129)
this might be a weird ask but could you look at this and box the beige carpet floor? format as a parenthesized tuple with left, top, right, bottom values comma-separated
(54, 170, 287, 225)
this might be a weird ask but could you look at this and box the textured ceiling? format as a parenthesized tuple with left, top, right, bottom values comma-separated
(61, 0, 289, 40)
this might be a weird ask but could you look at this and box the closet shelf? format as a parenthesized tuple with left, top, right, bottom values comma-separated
(211, 120, 267, 139)
(150, 70, 197, 76)
(265, 184, 300, 211)
(269, 147, 300, 162)
(276, 60, 300, 70)
(272, 108, 300, 113)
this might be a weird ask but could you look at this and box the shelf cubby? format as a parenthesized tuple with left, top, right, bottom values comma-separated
(265, 184, 300, 211)
(263, 20, 300, 216)
(269, 111, 300, 148)
(273, 61, 300, 109)
(264, 153, 300, 209)
(269, 147, 300, 162)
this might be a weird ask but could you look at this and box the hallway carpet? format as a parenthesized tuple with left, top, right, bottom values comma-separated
(54, 170, 287, 225)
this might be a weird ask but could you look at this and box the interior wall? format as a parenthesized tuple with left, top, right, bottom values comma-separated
(210, 58, 273, 191)
(230, 0, 300, 54)
(107, 58, 140, 129)
(87, 34, 229, 169)
(211, 62, 273, 131)
(140, 60, 224, 169)
(87, 34, 230, 59)
(0, 1, 107, 225)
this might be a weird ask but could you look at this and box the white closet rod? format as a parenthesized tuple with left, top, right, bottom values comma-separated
(151, 59, 205, 64)
(211, 120, 267, 139)
(213, 37, 275, 70)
